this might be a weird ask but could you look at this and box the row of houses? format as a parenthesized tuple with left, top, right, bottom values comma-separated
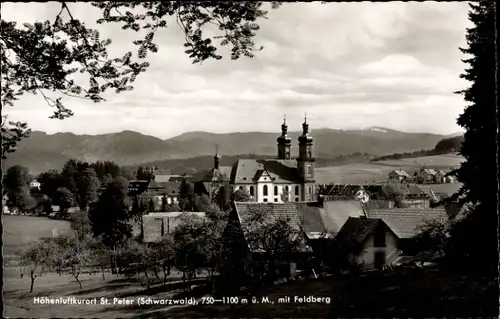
(133, 197, 469, 273)
(389, 168, 458, 184)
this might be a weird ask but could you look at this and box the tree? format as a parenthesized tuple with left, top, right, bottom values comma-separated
(173, 214, 209, 290)
(69, 210, 93, 240)
(434, 136, 464, 153)
(2, 165, 32, 213)
(19, 240, 52, 292)
(88, 236, 111, 280)
(60, 160, 78, 195)
(280, 187, 290, 203)
(1, 2, 282, 158)
(88, 176, 132, 249)
(194, 193, 211, 211)
(232, 188, 252, 202)
(37, 170, 61, 200)
(75, 167, 100, 211)
(136, 166, 153, 181)
(178, 179, 194, 211)
(1, 118, 31, 159)
(448, 0, 496, 270)
(53, 187, 76, 218)
(148, 197, 156, 212)
(161, 194, 168, 212)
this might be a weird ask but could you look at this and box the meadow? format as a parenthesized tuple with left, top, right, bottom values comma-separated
(314, 153, 464, 185)
(2, 215, 72, 263)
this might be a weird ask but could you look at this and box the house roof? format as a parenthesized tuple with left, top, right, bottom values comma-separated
(390, 169, 410, 177)
(293, 202, 327, 238)
(335, 217, 389, 246)
(230, 159, 300, 184)
(366, 208, 448, 239)
(154, 174, 182, 183)
(233, 202, 311, 252)
(320, 200, 367, 234)
(422, 169, 437, 175)
(132, 212, 207, 243)
(128, 180, 150, 195)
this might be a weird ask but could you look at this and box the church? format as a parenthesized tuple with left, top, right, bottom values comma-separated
(228, 116, 316, 203)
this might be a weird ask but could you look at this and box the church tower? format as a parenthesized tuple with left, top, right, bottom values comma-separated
(277, 116, 292, 159)
(297, 114, 316, 201)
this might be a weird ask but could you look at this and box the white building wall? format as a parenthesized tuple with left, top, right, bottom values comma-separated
(232, 182, 302, 203)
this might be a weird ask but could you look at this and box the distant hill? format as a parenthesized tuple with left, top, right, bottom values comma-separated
(4, 127, 450, 175)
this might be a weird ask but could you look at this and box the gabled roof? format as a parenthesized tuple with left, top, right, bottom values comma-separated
(320, 200, 367, 233)
(230, 159, 300, 184)
(154, 174, 182, 183)
(293, 202, 327, 239)
(233, 202, 311, 252)
(390, 169, 410, 177)
(422, 169, 437, 175)
(366, 208, 448, 238)
(335, 217, 391, 247)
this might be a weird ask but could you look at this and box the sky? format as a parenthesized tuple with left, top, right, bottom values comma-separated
(2, 2, 472, 139)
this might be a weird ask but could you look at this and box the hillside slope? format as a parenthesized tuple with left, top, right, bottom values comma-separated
(4, 127, 448, 174)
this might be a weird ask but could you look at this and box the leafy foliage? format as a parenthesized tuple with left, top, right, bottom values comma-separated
(1, 2, 281, 158)
(88, 176, 132, 248)
(53, 187, 76, 218)
(231, 187, 251, 202)
(447, 0, 497, 270)
(20, 240, 53, 292)
(2, 165, 32, 212)
(74, 167, 100, 211)
(1, 118, 31, 159)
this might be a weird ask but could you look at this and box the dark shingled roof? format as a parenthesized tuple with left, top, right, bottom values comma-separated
(230, 159, 301, 184)
(233, 202, 311, 252)
(366, 208, 448, 239)
(293, 202, 327, 238)
(335, 217, 387, 246)
(320, 200, 367, 233)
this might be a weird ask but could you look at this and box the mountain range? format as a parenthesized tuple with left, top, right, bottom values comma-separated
(3, 127, 459, 175)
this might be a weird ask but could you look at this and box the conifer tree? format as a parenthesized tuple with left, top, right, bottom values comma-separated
(449, 0, 496, 270)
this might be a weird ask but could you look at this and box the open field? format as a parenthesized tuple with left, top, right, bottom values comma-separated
(373, 153, 464, 169)
(315, 153, 464, 185)
(2, 215, 71, 261)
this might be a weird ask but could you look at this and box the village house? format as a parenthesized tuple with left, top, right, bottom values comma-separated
(223, 202, 313, 282)
(366, 207, 448, 256)
(388, 169, 411, 182)
(333, 217, 400, 271)
(228, 117, 316, 203)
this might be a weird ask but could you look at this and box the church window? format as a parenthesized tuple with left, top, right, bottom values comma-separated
(295, 185, 299, 195)
(263, 198, 268, 202)
(274, 198, 278, 202)
(263, 185, 268, 196)
(239, 186, 243, 190)
(285, 186, 289, 192)
(274, 186, 278, 195)
(250, 186, 254, 196)
(295, 197, 299, 202)
(307, 165, 313, 177)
